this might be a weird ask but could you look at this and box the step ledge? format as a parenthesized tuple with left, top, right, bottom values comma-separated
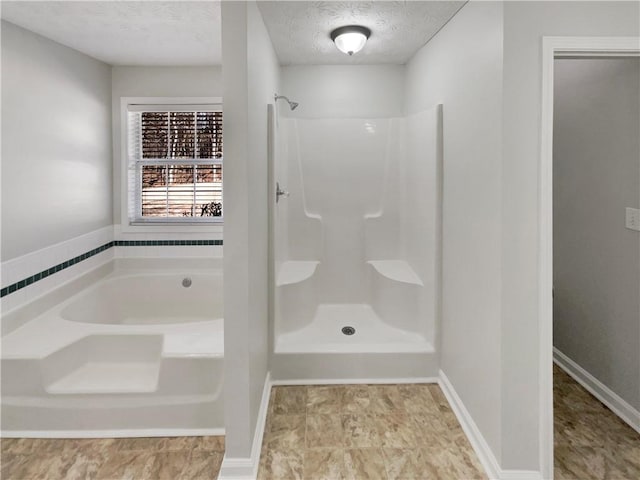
(276, 261, 319, 286)
(367, 260, 423, 286)
(45, 362, 160, 395)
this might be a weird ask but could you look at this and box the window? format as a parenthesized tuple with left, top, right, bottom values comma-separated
(126, 103, 222, 223)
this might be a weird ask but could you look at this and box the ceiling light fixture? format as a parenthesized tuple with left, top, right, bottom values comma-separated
(330, 25, 371, 56)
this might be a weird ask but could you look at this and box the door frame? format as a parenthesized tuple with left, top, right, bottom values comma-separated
(538, 36, 640, 479)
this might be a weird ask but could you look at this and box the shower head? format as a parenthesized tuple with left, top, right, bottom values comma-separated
(274, 94, 299, 111)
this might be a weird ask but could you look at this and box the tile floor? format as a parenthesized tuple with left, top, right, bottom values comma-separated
(1, 372, 638, 479)
(554, 364, 640, 480)
(0, 436, 224, 480)
(257, 383, 486, 480)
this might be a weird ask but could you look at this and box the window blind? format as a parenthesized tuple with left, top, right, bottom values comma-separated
(127, 109, 223, 221)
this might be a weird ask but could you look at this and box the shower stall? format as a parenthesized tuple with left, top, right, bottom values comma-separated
(269, 102, 443, 381)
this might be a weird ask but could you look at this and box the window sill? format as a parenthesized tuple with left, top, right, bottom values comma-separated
(129, 221, 223, 227)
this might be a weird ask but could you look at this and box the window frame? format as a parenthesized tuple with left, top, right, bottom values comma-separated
(119, 97, 223, 234)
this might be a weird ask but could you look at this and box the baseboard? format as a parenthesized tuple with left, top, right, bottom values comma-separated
(438, 370, 501, 479)
(500, 472, 545, 480)
(270, 376, 439, 386)
(0, 428, 224, 438)
(218, 371, 272, 480)
(553, 347, 640, 434)
(438, 370, 542, 480)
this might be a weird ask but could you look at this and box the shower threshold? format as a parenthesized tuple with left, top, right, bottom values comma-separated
(275, 304, 433, 354)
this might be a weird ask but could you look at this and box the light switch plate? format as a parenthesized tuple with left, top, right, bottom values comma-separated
(625, 207, 640, 232)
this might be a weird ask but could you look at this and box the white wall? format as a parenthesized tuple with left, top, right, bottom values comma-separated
(111, 66, 223, 229)
(281, 65, 404, 118)
(502, 1, 640, 472)
(221, 0, 279, 465)
(247, 0, 280, 447)
(405, 0, 504, 465)
(1, 21, 112, 261)
(553, 58, 640, 410)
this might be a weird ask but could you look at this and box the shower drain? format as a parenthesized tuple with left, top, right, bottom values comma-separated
(341, 326, 356, 336)
(182, 277, 192, 288)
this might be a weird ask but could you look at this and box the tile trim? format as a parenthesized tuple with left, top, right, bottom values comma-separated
(0, 240, 223, 298)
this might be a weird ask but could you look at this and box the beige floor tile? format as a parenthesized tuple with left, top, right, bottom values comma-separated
(306, 414, 344, 449)
(307, 386, 343, 414)
(603, 446, 640, 480)
(426, 385, 451, 413)
(342, 413, 380, 448)
(556, 384, 610, 416)
(159, 436, 198, 451)
(375, 412, 419, 449)
(273, 386, 307, 415)
(398, 384, 440, 415)
(303, 448, 345, 480)
(258, 448, 304, 480)
(63, 439, 117, 456)
(263, 414, 306, 450)
(411, 411, 450, 443)
(412, 447, 451, 479)
(0, 436, 224, 480)
(382, 448, 418, 480)
(344, 448, 387, 480)
(267, 385, 277, 415)
(369, 385, 405, 414)
(343, 385, 371, 414)
(1, 453, 33, 480)
(1, 438, 38, 455)
(555, 446, 607, 480)
(94, 451, 157, 480)
(4, 452, 86, 480)
(146, 450, 190, 480)
(555, 412, 611, 448)
(2, 453, 99, 480)
(58, 452, 106, 480)
(439, 410, 463, 431)
(554, 369, 640, 480)
(114, 437, 168, 452)
(594, 414, 640, 449)
(193, 436, 226, 452)
(428, 448, 486, 480)
(179, 450, 223, 480)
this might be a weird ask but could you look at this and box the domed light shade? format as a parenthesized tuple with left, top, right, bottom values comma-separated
(330, 25, 371, 56)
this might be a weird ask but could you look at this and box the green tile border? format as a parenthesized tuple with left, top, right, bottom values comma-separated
(0, 240, 223, 298)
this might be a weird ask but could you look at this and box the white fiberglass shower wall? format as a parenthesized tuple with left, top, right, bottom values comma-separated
(270, 101, 442, 381)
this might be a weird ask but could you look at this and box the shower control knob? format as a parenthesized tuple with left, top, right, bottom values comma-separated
(276, 182, 290, 203)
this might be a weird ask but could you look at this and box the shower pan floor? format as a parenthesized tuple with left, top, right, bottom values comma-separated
(276, 304, 433, 354)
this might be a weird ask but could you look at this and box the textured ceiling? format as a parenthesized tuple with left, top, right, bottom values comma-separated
(0, 1, 221, 66)
(258, 1, 466, 65)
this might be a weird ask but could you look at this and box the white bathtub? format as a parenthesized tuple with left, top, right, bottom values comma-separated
(61, 272, 223, 325)
(1, 258, 224, 437)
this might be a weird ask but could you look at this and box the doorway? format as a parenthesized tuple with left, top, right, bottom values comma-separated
(552, 56, 640, 478)
(540, 37, 640, 479)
